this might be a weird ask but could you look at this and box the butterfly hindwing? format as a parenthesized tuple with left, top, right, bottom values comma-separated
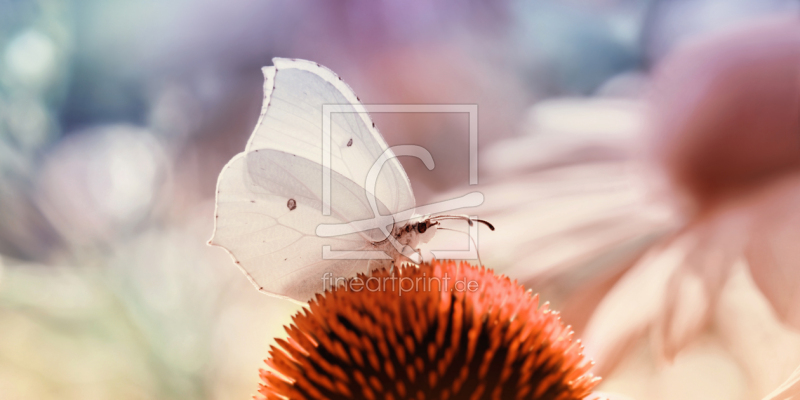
(211, 150, 395, 301)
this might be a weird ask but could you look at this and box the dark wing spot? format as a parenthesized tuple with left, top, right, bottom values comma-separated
(287, 198, 297, 211)
(250, 200, 255, 203)
(372, 122, 375, 128)
(347, 138, 353, 147)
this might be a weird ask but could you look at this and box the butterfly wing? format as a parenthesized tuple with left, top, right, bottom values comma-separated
(246, 57, 415, 216)
(210, 150, 393, 302)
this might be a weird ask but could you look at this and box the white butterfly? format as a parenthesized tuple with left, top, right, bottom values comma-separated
(209, 58, 492, 302)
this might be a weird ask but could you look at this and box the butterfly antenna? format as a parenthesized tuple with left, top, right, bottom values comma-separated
(437, 226, 485, 267)
(432, 215, 495, 231)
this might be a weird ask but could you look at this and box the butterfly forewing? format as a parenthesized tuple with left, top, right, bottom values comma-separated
(246, 58, 415, 216)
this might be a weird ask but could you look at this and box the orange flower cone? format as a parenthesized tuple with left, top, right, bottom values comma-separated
(258, 260, 600, 400)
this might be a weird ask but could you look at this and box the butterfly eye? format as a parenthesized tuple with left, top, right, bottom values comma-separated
(417, 222, 427, 234)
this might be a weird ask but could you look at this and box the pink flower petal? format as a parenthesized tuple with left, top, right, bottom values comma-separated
(658, 210, 748, 359)
(658, 268, 710, 360)
(582, 236, 689, 374)
(715, 262, 800, 398)
(763, 365, 800, 400)
(584, 206, 749, 371)
(745, 174, 800, 330)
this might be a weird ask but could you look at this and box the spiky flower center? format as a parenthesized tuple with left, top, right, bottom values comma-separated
(259, 261, 600, 400)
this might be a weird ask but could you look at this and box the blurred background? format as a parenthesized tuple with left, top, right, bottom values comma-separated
(2, 1, 800, 399)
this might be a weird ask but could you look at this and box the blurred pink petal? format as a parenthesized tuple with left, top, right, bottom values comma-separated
(657, 207, 749, 359)
(745, 174, 800, 330)
(428, 98, 674, 334)
(763, 365, 800, 400)
(583, 237, 686, 374)
(583, 202, 750, 372)
(658, 265, 709, 361)
(715, 261, 800, 398)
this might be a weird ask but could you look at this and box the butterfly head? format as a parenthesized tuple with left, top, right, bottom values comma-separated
(394, 216, 439, 249)
(412, 217, 439, 244)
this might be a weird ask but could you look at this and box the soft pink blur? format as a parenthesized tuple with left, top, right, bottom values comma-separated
(582, 16, 800, 400)
(650, 16, 800, 210)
